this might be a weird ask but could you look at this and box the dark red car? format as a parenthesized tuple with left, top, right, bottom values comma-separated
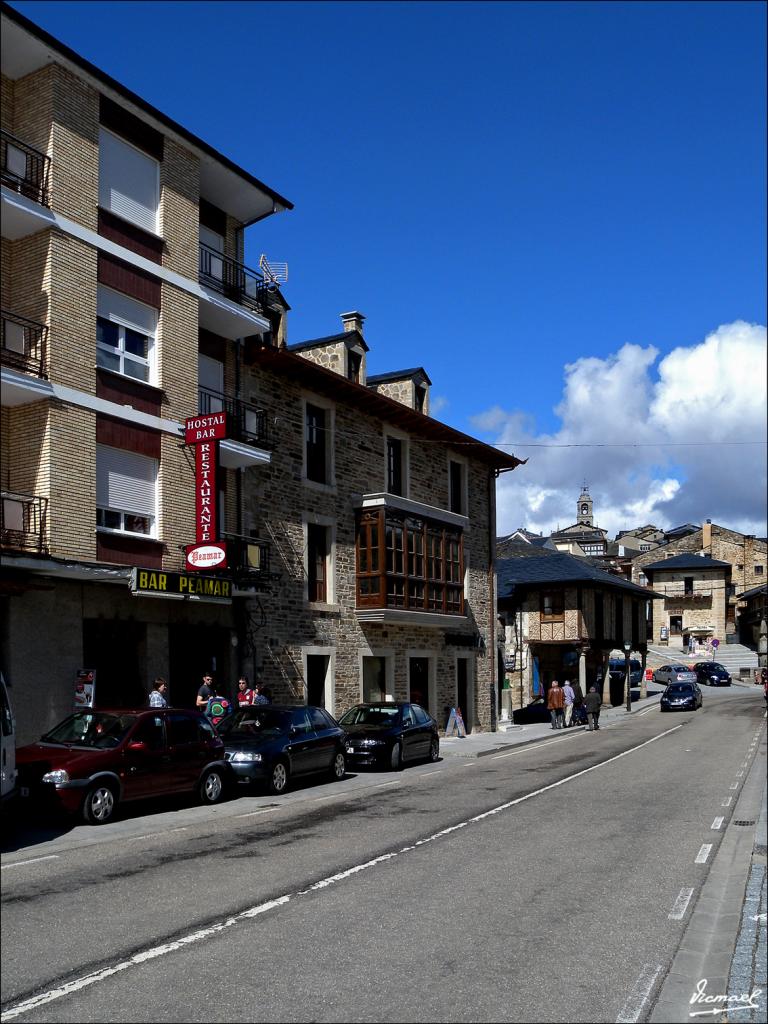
(16, 707, 229, 825)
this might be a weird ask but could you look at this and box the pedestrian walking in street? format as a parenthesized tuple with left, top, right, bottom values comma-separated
(547, 680, 565, 730)
(236, 676, 255, 706)
(196, 673, 215, 711)
(584, 686, 602, 731)
(563, 679, 575, 727)
(148, 677, 168, 708)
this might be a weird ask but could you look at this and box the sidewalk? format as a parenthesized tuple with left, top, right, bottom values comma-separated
(439, 688, 663, 759)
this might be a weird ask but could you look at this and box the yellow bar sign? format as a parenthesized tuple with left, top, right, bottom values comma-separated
(130, 568, 232, 603)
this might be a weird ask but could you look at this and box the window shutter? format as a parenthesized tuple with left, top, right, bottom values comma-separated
(98, 286, 157, 335)
(97, 445, 157, 516)
(99, 128, 159, 233)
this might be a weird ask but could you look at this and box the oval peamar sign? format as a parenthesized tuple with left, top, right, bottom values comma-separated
(185, 542, 228, 571)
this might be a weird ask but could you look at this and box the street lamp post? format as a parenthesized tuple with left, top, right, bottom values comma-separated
(624, 641, 632, 713)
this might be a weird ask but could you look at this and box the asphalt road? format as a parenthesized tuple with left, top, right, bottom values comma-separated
(1, 687, 765, 1024)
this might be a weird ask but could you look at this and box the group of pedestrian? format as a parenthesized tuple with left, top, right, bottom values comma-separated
(146, 673, 272, 720)
(546, 678, 602, 731)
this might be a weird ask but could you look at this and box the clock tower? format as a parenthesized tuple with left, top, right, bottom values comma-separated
(577, 484, 593, 526)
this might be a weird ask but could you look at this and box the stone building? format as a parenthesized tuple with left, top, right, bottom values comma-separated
(549, 485, 609, 557)
(0, 5, 292, 742)
(631, 521, 767, 642)
(640, 553, 731, 647)
(497, 542, 656, 710)
(239, 319, 521, 730)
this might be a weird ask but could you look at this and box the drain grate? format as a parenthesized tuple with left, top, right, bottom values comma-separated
(733, 820, 756, 826)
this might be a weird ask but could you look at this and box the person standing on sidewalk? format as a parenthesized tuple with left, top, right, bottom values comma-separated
(547, 680, 565, 730)
(584, 686, 602, 731)
(563, 679, 575, 727)
(148, 678, 168, 708)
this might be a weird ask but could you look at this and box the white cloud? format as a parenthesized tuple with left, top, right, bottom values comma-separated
(475, 321, 768, 539)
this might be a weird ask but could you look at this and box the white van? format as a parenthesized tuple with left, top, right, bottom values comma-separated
(0, 673, 17, 803)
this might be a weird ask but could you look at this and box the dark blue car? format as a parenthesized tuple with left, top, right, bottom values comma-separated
(217, 705, 346, 795)
(692, 662, 731, 687)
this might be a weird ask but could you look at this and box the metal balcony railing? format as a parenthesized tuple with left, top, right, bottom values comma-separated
(222, 534, 273, 581)
(1, 491, 48, 554)
(198, 243, 273, 314)
(1, 310, 48, 377)
(198, 387, 270, 448)
(1, 130, 51, 207)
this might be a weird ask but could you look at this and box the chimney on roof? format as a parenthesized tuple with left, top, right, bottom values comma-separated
(340, 311, 365, 337)
(703, 519, 712, 551)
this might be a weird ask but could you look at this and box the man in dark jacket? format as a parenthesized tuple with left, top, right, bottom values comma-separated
(584, 686, 602, 731)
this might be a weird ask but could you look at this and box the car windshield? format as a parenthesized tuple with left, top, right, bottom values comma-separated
(218, 708, 291, 738)
(709, 664, 726, 672)
(667, 684, 693, 694)
(41, 712, 138, 749)
(670, 666, 689, 672)
(339, 706, 400, 726)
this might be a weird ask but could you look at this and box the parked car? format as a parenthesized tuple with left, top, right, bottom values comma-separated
(692, 662, 732, 687)
(1, 673, 17, 805)
(512, 696, 551, 725)
(217, 704, 346, 795)
(660, 682, 703, 712)
(16, 708, 229, 825)
(607, 658, 644, 687)
(339, 702, 439, 770)
(653, 664, 699, 686)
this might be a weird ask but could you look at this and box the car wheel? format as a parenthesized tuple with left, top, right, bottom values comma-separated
(390, 742, 403, 771)
(428, 737, 440, 763)
(199, 768, 225, 805)
(329, 751, 346, 781)
(267, 760, 289, 795)
(82, 781, 117, 825)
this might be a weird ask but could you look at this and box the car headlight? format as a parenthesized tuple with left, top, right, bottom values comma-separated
(230, 751, 262, 763)
(41, 769, 70, 785)
(359, 738, 386, 746)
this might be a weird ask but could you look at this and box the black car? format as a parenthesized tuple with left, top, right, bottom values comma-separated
(660, 682, 703, 712)
(692, 662, 732, 687)
(217, 705, 347, 795)
(512, 696, 551, 725)
(339, 702, 439, 770)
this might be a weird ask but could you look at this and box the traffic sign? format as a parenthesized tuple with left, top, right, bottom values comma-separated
(712, 638, 719, 648)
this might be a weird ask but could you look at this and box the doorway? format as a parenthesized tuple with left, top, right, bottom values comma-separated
(306, 654, 330, 708)
(456, 656, 474, 734)
(168, 623, 231, 708)
(408, 657, 429, 709)
(83, 619, 146, 708)
(362, 656, 390, 702)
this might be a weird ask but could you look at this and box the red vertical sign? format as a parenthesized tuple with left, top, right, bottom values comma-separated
(195, 442, 217, 543)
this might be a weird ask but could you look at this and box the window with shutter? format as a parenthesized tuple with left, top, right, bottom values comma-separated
(96, 444, 157, 536)
(97, 286, 156, 383)
(99, 128, 159, 234)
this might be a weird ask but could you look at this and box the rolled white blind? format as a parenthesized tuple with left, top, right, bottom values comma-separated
(97, 286, 157, 334)
(96, 445, 157, 516)
(99, 128, 159, 233)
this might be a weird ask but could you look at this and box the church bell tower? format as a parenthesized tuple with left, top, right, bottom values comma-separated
(577, 484, 593, 526)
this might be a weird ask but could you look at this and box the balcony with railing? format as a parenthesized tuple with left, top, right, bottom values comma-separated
(1, 491, 48, 554)
(199, 243, 272, 314)
(1, 310, 47, 378)
(180, 534, 274, 586)
(1, 130, 51, 207)
(198, 387, 270, 448)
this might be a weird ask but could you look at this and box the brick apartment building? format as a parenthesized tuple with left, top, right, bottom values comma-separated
(1, 5, 521, 742)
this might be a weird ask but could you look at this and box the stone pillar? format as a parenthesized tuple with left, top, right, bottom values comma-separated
(578, 649, 587, 694)
(640, 649, 648, 700)
(601, 651, 612, 706)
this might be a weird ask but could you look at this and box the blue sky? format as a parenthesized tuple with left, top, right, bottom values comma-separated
(11, 1, 767, 535)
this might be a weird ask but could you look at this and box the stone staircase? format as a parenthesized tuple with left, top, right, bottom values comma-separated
(646, 641, 759, 682)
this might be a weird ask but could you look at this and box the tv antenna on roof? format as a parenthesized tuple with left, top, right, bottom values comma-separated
(259, 254, 288, 284)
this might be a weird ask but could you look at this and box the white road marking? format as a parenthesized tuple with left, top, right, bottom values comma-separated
(711, 817, 724, 830)
(420, 770, 443, 776)
(127, 828, 188, 842)
(374, 781, 399, 788)
(491, 732, 584, 758)
(0, 725, 685, 1022)
(722, 797, 732, 807)
(235, 808, 277, 819)
(636, 706, 657, 716)
(1, 855, 59, 871)
(668, 888, 694, 920)
(730, 783, 739, 790)
(695, 844, 713, 864)
(736, 771, 744, 777)
(615, 963, 663, 1023)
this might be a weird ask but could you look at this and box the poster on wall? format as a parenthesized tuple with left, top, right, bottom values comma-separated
(74, 669, 96, 708)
